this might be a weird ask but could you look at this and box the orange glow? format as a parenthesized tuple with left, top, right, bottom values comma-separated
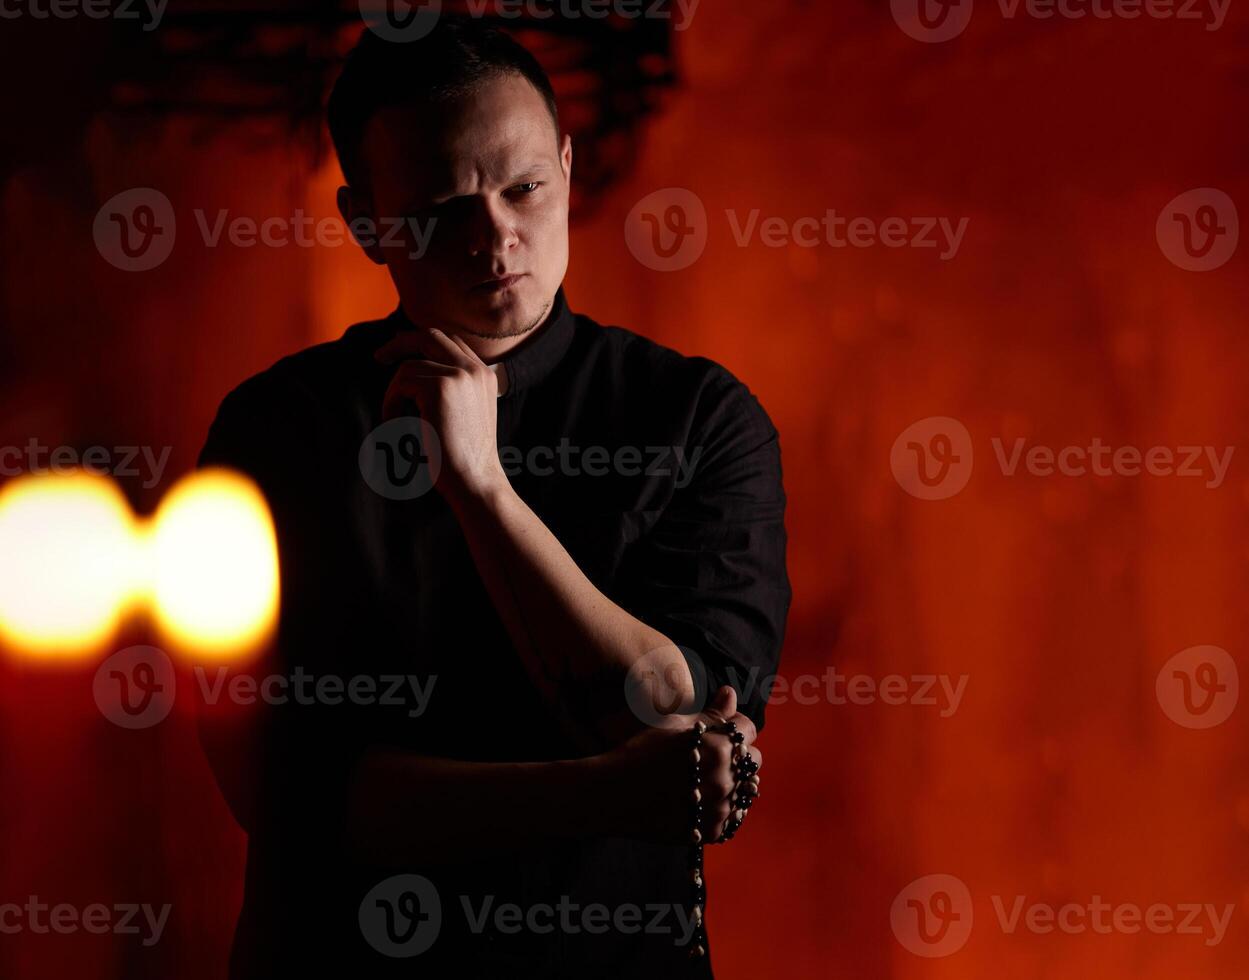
(0, 472, 140, 658)
(149, 468, 279, 660)
(0, 468, 278, 661)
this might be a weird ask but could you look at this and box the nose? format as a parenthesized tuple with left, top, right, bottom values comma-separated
(467, 196, 519, 262)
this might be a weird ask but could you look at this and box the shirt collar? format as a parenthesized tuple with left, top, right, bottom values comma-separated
(384, 286, 576, 398)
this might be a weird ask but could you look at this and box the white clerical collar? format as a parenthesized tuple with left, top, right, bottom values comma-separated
(491, 361, 510, 397)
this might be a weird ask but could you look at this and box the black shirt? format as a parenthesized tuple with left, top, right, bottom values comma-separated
(196, 286, 791, 979)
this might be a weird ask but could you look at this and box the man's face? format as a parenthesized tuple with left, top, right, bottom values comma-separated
(344, 73, 572, 342)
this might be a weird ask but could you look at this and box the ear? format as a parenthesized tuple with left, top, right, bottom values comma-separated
(336, 185, 386, 266)
(559, 132, 573, 183)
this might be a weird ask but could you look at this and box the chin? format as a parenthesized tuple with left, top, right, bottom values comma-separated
(463, 294, 548, 340)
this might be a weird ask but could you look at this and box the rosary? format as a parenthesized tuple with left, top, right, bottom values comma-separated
(686, 717, 761, 959)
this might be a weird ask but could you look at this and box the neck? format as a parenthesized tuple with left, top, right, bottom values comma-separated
(400, 296, 556, 365)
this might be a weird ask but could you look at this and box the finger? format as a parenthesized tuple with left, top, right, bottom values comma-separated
(380, 363, 457, 421)
(444, 330, 487, 367)
(375, 330, 439, 365)
(426, 328, 480, 372)
(381, 381, 420, 424)
(731, 743, 761, 779)
(727, 711, 757, 747)
(704, 685, 736, 724)
(375, 327, 475, 370)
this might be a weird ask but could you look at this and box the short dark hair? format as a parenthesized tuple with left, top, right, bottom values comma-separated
(327, 19, 561, 190)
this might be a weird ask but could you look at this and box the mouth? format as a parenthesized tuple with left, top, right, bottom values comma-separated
(471, 273, 526, 294)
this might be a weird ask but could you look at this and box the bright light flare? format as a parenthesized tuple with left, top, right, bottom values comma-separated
(149, 468, 279, 659)
(0, 472, 140, 658)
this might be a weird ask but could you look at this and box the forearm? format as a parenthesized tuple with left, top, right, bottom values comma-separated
(446, 481, 694, 748)
(344, 744, 620, 866)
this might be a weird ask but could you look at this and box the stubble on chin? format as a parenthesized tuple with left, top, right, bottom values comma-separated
(460, 296, 553, 341)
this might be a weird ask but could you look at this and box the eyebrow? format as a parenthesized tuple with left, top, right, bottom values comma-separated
(405, 162, 555, 211)
(505, 162, 552, 182)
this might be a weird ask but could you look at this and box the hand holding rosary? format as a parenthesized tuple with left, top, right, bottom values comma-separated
(685, 716, 762, 959)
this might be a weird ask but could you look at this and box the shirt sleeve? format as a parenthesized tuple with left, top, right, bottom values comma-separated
(194, 372, 372, 850)
(621, 367, 792, 731)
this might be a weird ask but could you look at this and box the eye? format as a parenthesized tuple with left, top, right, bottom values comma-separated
(510, 181, 542, 196)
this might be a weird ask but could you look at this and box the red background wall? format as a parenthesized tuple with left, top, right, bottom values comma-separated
(2, 2, 1247, 977)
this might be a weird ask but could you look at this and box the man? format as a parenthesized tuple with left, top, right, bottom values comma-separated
(196, 19, 789, 979)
